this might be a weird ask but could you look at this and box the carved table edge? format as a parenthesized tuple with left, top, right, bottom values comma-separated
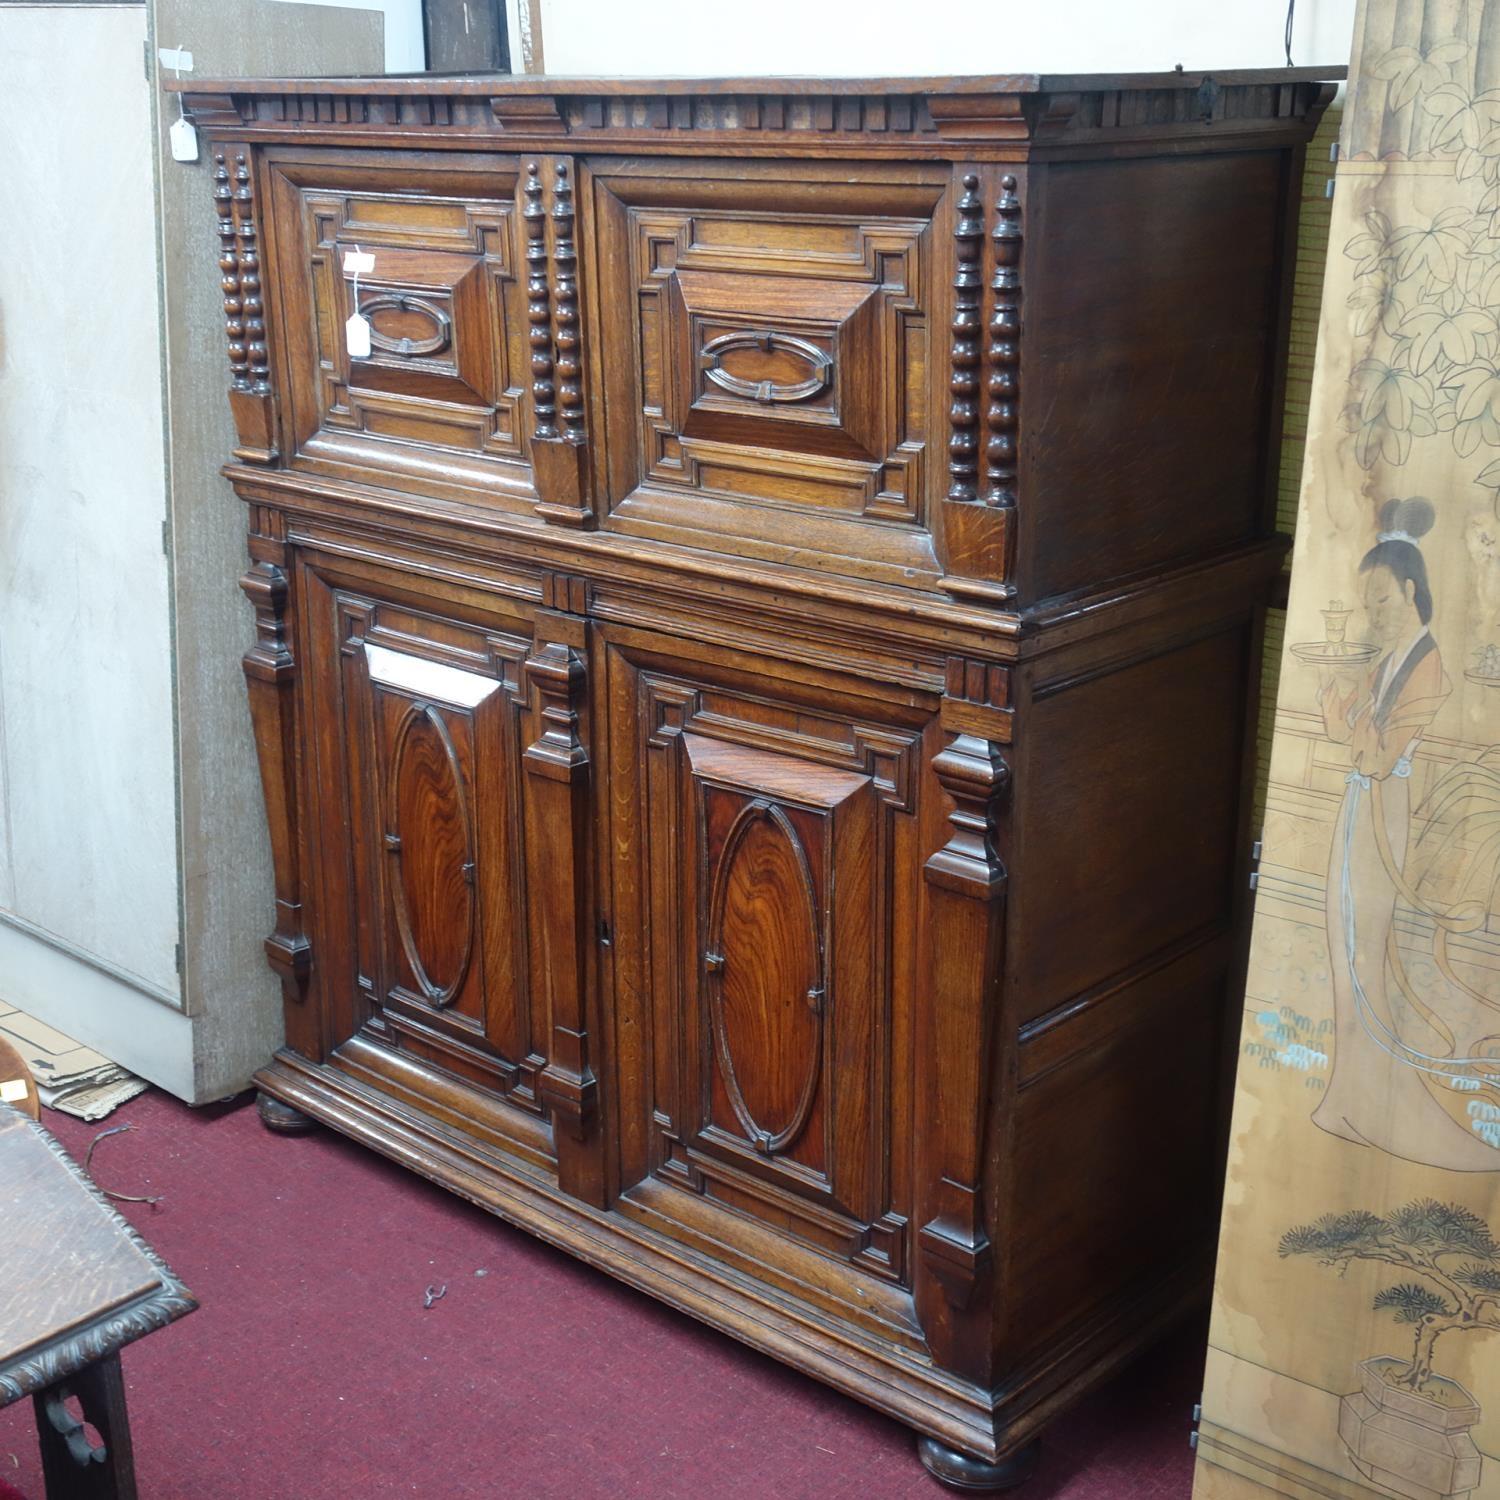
(0, 1105, 198, 1405)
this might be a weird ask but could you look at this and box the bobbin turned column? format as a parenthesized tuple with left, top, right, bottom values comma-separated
(525, 158, 592, 527)
(939, 165, 1024, 606)
(212, 146, 278, 463)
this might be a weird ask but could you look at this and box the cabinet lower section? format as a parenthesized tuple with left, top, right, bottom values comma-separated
(236, 517, 1256, 1479)
(252, 1041, 1212, 1466)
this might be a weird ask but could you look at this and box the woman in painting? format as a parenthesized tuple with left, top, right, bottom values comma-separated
(1315, 497, 1500, 1170)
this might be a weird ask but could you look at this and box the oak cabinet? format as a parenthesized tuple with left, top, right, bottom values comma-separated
(180, 68, 1337, 1488)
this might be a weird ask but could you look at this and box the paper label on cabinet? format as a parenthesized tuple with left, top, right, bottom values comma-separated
(346, 312, 372, 359)
(169, 116, 199, 162)
(342, 250, 375, 276)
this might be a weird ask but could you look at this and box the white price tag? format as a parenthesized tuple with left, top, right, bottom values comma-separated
(169, 115, 199, 162)
(346, 311, 372, 359)
(0, 1079, 28, 1104)
(342, 250, 376, 275)
(158, 46, 194, 72)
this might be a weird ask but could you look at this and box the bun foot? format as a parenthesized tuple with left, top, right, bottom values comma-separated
(256, 1091, 318, 1135)
(918, 1436, 1040, 1492)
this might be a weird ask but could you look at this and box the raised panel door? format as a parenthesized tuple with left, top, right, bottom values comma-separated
(601, 625, 929, 1341)
(589, 157, 948, 587)
(264, 149, 534, 507)
(294, 553, 603, 1203)
(324, 584, 544, 1104)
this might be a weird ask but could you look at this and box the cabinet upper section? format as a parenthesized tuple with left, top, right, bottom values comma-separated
(182, 70, 1340, 613)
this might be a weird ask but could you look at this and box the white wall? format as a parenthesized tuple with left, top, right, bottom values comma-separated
(0, 1, 387, 1102)
(0, 6, 181, 1004)
(535, 0, 1358, 76)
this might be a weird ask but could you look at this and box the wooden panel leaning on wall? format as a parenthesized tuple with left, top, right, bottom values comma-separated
(174, 68, 1341, 1490)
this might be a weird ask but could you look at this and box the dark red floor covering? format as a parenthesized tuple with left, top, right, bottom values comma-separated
(1, 1089, 1202, 1499)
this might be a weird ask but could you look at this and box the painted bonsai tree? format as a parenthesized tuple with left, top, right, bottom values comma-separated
(1279, 1199, 1500, 1392)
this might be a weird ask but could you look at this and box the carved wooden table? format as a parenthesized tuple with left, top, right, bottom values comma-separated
(0, 1107, 196, 1499)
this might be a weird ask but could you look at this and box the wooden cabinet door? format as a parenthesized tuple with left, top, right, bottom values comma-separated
(602, 624, 928, 1341)
(315, 577, 537, 1087)
(295, 551, 601, 1197)
(264, 148, 533, 509)
(589, 156, 949, 589)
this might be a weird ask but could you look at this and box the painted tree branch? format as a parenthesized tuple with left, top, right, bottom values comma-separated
(1281, 1199, 1500, 1390)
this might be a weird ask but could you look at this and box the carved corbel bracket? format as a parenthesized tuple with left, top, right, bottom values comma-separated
(239, 542, 312, 1013)
(491, 94, 568, 134)
(522, 615, 602, 1200)
(926, 94, 1030, 142)
(918, 670, 1011, 1327)
(524, 160, 593, 528)
(1022, 92, 1083, 140)
(924, 731, 1010, 898)
(940, 167, 1024, 608)
(214, 147, 279, 464)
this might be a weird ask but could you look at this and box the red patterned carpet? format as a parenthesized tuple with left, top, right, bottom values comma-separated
(1, 1089, 1202, 1498)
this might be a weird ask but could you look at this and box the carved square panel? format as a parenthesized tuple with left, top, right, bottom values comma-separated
(593, 160, 947, 585)
(265, 150, 532, 509)
(674, 271, 867, 437)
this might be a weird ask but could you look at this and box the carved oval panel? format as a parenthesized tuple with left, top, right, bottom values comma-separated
(699, 330, 833, 405)
(385, 701, 475, 1008)
(360, 292, 453, 358)
(706, 799, 824, 1156)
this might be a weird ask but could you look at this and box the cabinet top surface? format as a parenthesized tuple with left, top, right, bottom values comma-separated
(175, 65, 1344, 99)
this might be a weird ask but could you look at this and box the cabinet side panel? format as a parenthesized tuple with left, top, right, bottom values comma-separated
(1005, 979, 1223, 1357)
(1012, 626, 1250, 1015)
(1022, 150, 1291, 602)
(1001, 622, 1255, 1357)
